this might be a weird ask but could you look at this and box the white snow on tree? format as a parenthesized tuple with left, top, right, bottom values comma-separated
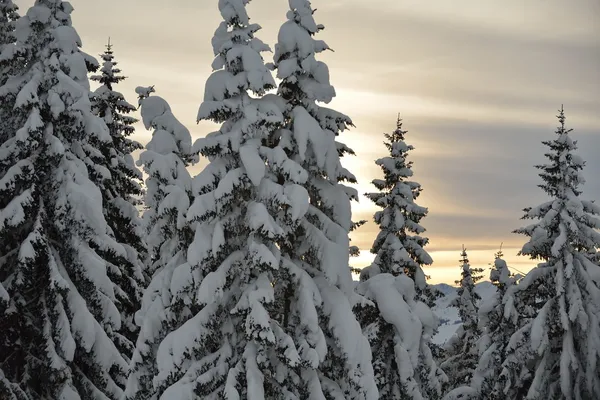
(131, 0, 377, 398)
(124, 86, 194, 400)
(470, 249, 519, 399)
(0, 0, 17, 39)
(357, 272, 447, 400)
(0, 4, 25, 399)
(506, 107, 600, 399)
(272, 0, 378, 397)
(86, 39, 147, 361)
(135, 85, 194, 278)
(360, 115, 438, 306)
(0, 1, 131, 398)
(145, 1, 291, 397)
(0, 0, 18, 72)
(357, 116, 446, 399)
(0, 0, 20, 146)
(0, 0, 18, 79)
(441, 248, 483, 390)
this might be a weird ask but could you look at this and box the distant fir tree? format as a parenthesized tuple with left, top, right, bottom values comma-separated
(88, 40, 146, 360)
(0, 1, 132, 398)
(506, 107, 600, 399)
(441, 247, 483, 390)
(357, 116, 446, 399)
(471, 248, 518, 399)
(124, 86, 194, 400)
(360, 115, 439, 306)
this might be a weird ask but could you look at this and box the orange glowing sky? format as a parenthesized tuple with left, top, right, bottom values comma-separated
(15, 0, 600, 283)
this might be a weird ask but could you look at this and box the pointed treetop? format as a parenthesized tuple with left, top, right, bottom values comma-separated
(494, 242, 504, 259)
(509, 107, 600, 399)
(515, 106, 600, 261)
(558, 104, 565, 128)
(536, 104, 582, 198)
(386, 113, 408, 143)
(460, 245, 469, 265)
(90, 38, 128, 92)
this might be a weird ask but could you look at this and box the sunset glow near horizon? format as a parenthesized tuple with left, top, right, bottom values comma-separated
(15, 0, 599, 284)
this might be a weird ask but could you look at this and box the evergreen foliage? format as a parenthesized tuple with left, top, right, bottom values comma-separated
(0, 0, 20, 146)
(506, 107, 600, 399)
(360, 116, 439, 306)
(124, 86, 194, 400)
(135, 0, 379, 398)
(357, 116, 447, 399)
(441, 248, 483, 389)
(272, 0, 379, 397)
(88, 40, 146, 360)
(0, 1, 132, 398)
(471, 249, 518, 399)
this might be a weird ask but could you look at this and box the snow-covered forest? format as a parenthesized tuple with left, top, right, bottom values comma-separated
(1, 0, 599, 399)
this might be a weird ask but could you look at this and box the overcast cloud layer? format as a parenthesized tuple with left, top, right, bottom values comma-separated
(15, 0, 599, 282)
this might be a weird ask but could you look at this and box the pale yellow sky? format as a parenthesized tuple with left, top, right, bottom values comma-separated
(15, 0, 600, 283)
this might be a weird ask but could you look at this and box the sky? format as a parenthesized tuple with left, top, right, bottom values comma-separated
(15, 0, 600, 283)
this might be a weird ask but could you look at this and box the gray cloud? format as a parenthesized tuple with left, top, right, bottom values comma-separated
(351, 119, 600, 253)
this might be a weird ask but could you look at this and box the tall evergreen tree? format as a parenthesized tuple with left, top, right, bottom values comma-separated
(272, 0, 378, 397)
(441, 248, 483, 390)
(360, 116, 438, 306)
(124, 86, 194, 400)
(1, 5, 29, 398)
(139, 1, 291, 397)
(0, 0, 18, 80)
(140, 0, 377, 398)
(0, 0, 19, 145)
(471, 249, 518, 399)
(357, 116, 446, 399)
(507, 107, 600, 399)
(135, 86, 194, 279)
(0, 1, 131, 398)
(87, 40, 146, 360)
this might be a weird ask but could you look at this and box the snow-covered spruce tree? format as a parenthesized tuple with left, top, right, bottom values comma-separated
(487, 274, 538, 400)
(356, 116, 446, 399)
(360, 115, 438, 306)
(0, 4, 25, 399)
(271, 0, 378, 397)
(134, 87, 195, 279)
(470, 249, 518, 399)
(85, 40, 146, 360)
(0, 0, 19, 145)
(143, 1, 377, 399)
(0, 0, 18, 78)
(507, 107, 600, 399)
(357, 272, 446, 400)
(0, 0, 18, 67)
(441, 248, 483, 390)
(124, 86, 194, 400)
(0, 1, 132, 398)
